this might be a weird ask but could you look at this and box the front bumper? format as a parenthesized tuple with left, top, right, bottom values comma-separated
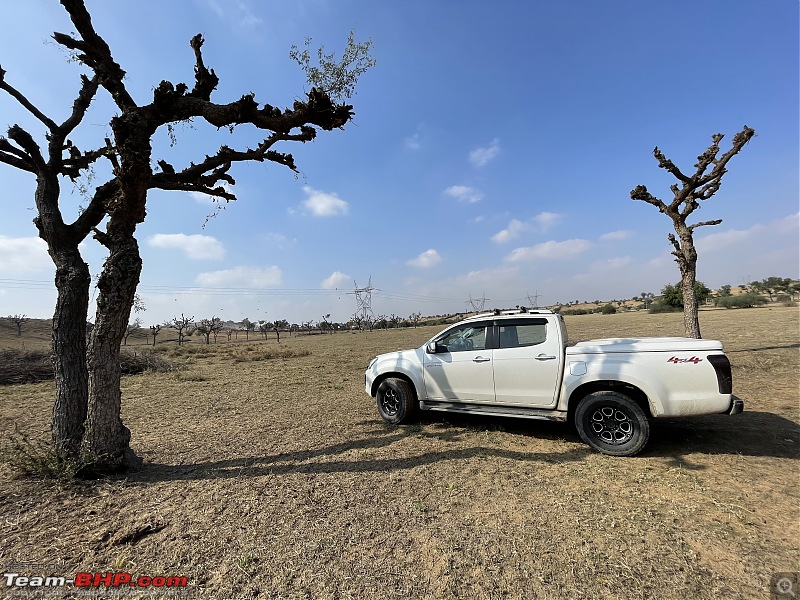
(725, 395, 744, 415)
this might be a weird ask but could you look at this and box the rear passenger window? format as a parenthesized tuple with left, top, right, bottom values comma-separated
(498, 323, 547, 349)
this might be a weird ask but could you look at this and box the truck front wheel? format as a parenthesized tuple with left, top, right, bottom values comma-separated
(376, 378, 418, 425)
(575, 391, 650, 456)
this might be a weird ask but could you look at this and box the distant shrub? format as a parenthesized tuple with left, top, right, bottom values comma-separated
(648, 302, 682, 314)
(659, 281, 712, 308)
(561, 309, 593, 316)
(600, 303, 617, 315)
(119, 349, 176, 374)
(231, 348, 311, 363)
(714, 293, 768, 309)
(0, 348, 175, 386)
(0, 349, 52, 385)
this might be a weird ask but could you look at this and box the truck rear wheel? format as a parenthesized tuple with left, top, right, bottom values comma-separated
(575, 391, 650, 456)
(376, 378, 418, 425)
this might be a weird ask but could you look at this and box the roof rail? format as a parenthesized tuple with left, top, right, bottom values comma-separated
(468, 308, 554, 319)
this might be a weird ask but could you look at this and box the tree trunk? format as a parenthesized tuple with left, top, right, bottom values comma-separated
(50, 249, 91, 460)
(680, 270, 701, 339)
(82, 237, 143, 472)
(33, 172, 91, 462)
(677, 232, 701, 339)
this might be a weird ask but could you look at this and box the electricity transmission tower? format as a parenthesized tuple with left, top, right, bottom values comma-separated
(350, 277, 377, 327)
(466, 293, 488, 312)
(526, 290, 541, 309)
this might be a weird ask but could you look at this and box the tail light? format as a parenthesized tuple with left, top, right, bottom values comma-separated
(707, 354, 732, 394)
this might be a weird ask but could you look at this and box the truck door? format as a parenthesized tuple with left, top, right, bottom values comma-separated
(492, 318, 561, 407)
(423, 321, 495, 403)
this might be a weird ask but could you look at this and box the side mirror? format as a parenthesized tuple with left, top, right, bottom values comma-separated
(426, 341, 440, 354)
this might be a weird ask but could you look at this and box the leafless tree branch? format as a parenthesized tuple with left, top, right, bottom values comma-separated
(688, 219, 723, 231)
(188, 34, 219, 100)
(55, 0, 135, 109)
(0, 137, 36, 172)
(0, 66, 58, 130)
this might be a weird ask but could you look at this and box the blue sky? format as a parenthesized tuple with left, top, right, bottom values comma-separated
(0, 0, 797, 326)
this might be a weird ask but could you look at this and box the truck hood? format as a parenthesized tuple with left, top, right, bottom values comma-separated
(567, 337, 723, 354)
(372, 347, 424, 366)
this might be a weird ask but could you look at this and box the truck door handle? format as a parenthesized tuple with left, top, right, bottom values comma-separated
(535, 354, 556, 361)
(473, 356, 491, 363)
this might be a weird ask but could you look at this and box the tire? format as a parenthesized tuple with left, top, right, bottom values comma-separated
(574, 391, 650, 456)
(375, 378, 418, 425)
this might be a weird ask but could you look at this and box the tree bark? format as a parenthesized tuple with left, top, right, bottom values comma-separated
(29, 172, 92, 461)
(83, 237, 143, 471)
(81, 114, 149, 472)
(50, 247, 90, 459)
(672, 226, 701, 339)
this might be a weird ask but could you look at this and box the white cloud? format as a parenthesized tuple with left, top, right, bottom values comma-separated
(694, 212, 798, 255)
(404, 133, 421, 150)
(491, 212, 564, 243)
(600, 230, 634, 242)
(444, 185, 483, 204)
(533, 212, 562, 233)
(505, 239, 593, 263)
(469, 138, 500, 167)
(592, 256, 634, 271)
(206, 0, 262, 27)
(196, 265, 282, 288)
(321, 271, 351, 289)
(407, 249, 442, 268)
(147, 234, 224, 260)
(263, 232, 296, 248)
(492, 219, 528, 244)
(0, 236, 51, 274)
(300, 186, 349, 217)
(455, 266, 519, 286)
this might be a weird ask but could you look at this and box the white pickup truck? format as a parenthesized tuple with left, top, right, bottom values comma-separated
(364, 309, 742, 456)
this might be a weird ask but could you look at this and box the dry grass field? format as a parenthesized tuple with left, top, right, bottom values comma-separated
(0, 307, 798, 599)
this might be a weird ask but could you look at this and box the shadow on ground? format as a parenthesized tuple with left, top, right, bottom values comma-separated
(129, 424, 590, 483)
(128, 406, 798, 483)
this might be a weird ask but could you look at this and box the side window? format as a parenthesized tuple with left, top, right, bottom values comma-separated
(438, 324, 487, 352)
(498, 323, 547, 349)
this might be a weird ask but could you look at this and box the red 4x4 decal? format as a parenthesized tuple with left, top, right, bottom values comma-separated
(667, 356, 702, 364)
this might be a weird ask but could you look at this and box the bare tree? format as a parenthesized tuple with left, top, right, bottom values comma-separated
(167, 314, 195, 346)
(123, 318, 141, 346)
(0, 0, 369, 471)
(319, 313, 332, 334)
(409, 312, 422, 328)
(258, 322, 271, 340)
(149, 324, 161, 346)
(196, 316, 224, 344)
(241, 318, 254, 341)
(631, 126, 755, 338)
(6, 314, 29, 337)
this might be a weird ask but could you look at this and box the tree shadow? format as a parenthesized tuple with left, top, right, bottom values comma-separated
(128, 424, 590, 483)
(728, 343, 800, 353)
(126, 404, 797, 483)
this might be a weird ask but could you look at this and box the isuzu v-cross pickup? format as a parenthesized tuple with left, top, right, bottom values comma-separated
(365, 309, 742, 456)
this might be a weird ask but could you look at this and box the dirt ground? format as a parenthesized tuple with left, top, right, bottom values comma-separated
(0, 307, 797, 599)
